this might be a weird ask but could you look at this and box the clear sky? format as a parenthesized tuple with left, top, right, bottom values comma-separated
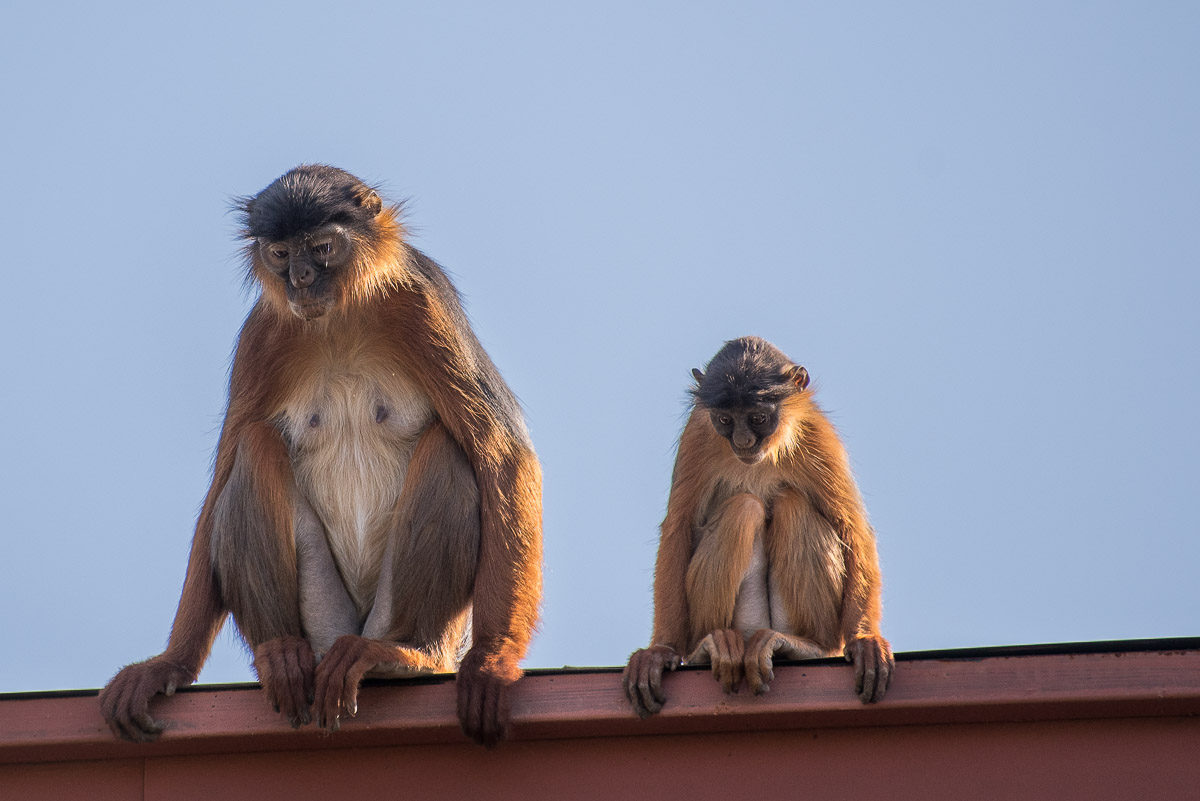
(2, 2, 1197, 693)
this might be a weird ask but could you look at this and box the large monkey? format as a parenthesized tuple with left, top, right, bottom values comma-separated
(623, 337, 892, 717)
(100, 165, 542, 747)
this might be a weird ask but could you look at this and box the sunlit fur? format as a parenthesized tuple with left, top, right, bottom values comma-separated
(624, 336, 892, 715)
(100, 165, 543, 747)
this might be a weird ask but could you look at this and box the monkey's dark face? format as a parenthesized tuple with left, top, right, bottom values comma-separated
(242, 165, 387, 321)
(709, 404, 779, 465)
(258, 226, 354, 320)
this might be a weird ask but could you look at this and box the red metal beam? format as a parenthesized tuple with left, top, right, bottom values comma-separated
(3, 647, 1198, 765)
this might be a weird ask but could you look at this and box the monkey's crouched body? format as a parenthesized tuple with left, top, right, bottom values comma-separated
(100, 165, 542, 747)
(624, 337, 893, 717)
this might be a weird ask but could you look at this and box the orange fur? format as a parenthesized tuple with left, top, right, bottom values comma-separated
(626, 339, 892, 714)
(101, 174, 542, 746)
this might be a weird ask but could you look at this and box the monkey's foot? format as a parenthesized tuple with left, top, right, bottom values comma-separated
(456, 649, 521, 748)
(312, 635, 418, 731)
(253, 636, 316, 728)
(99, 656, 196, 742)
(686, 629, 747, 694)
(844, 635, 894, 703)
(743, 629, 825, 695)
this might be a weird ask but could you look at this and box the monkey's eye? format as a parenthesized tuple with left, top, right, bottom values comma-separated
(718, 415, 732, 426)
(750, 413, 767, 426)
(310, 241, 332, 257)
(271, 248, 288, 260)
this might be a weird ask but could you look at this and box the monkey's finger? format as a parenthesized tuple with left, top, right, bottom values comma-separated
(314, 637, 358, 729)
(647, 655, 671, 705)
(870, 657, 892, 703)
(343, 654, 379, 719)
(312, 668, 335, 729)
(636, 664, 666, 716)
(852, 640, 881, 703)
(712, 632, 739, 694)
(747, 640, 775, 695)
(479, 678, 510, 748)
(125, 674, 168, 742)
(866, 640, 895, 702)
(623, 654, 656, 715)
(458, 673, 486, 744)
(125, 690, 166, 742)
(621, 662, 643, 714)
(726, 630, 746, 692)
(285, 643, 313, 726)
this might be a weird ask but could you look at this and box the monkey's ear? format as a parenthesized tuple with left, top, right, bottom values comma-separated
(358, 189, 383, 215)
(789, 365, 810, 390)
(691, 368, 705, 385)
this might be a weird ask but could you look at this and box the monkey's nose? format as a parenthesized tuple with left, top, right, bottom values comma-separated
(290, 265, 316, 288)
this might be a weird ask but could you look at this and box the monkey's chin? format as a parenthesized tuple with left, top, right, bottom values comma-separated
(735, 450, 767, 466)
(289, 302, 329, 321)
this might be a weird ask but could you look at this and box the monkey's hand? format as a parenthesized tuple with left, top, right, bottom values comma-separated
(622, 645, 681, 719)
(252, 636, 316, 729)
(685, 629, 747, 694)
(456, 647, 522, 748)
(99, 656, 196, 742)
(743, 629, 826, 695)
(844, 634, 894, 703)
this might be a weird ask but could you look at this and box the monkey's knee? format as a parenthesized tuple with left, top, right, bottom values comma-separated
(405, 422, 481, 533)
(368, 423, 480, 651)
(770, 488, 809, 521)
(721, 493, 767, 530)
(210, 436, 303, 646)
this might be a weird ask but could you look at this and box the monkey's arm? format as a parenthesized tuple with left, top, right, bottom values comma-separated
(99, 425, 241, 740)
(806, 419, 894, 702)
(624, 418, 706, 717)
(387, 286, 543, 746)
(99, 311, 281, 741)
(98, 515, 228, 741)
(455, 446, 542, 745)
(622, 509, 690, 717)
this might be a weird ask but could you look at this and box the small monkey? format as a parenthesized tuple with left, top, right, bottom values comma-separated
(624, 336, 892, 717)
(100, 165, 542, 746)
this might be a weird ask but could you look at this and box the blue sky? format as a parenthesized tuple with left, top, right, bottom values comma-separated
(2, 2, 1197, 692)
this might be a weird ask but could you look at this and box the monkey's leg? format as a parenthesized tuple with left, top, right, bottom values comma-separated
(313, 421, 479, 731)
(294, 490, 359, 655)
(210, 422, 318, 727)
(742, 490, 849, 695)
(684, 493, 765, 693)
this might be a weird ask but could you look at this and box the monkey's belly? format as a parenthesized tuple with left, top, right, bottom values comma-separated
(282, 366, 434, 617)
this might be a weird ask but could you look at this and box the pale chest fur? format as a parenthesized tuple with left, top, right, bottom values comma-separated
(277, 330, 434, 617)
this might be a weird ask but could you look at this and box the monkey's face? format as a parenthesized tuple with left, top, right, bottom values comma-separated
(709, 405, 779, 465)
(258, 226, 354, 320)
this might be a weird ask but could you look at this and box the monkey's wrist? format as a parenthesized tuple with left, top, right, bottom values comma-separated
(459, 646, 522, 682)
